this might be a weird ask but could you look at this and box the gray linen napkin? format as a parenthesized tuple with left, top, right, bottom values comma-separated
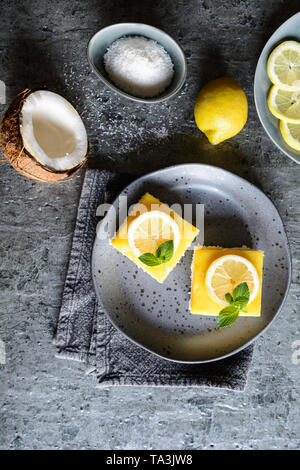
(54, 168, 254, 390)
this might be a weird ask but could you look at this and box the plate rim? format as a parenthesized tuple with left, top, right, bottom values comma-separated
(254, 12, 300, 165)
(91, 163, 292, 364)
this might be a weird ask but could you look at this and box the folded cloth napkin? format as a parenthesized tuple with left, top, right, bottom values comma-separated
(54, 168, 254, 390)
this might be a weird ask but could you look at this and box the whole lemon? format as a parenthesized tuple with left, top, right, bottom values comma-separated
(194, 77, 248, 145)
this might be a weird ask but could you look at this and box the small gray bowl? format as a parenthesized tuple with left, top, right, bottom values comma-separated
(254, 12, 300, 165)
(87, 23, 187, 103)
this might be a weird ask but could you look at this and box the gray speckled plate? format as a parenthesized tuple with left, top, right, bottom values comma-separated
(254, 12, 300, 164)
(92, 164, 291, 363)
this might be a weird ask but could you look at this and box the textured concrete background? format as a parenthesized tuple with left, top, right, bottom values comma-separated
(0, 0, 300, 450)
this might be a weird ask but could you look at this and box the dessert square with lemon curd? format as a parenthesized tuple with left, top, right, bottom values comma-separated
(190, 247, 264, 316)
(111, 193, 199, 283)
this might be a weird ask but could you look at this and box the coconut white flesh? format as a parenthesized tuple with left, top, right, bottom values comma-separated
(20, 90, 87, 171)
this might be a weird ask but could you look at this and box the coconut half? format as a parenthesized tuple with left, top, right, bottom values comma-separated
(0, 89, 88, 183)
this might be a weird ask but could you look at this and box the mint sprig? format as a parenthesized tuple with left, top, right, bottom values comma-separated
(217, 282, 250, 328)
(139, 240, 174, 266)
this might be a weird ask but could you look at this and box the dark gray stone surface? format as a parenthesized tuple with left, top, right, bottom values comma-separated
(0, 0, 300, 450)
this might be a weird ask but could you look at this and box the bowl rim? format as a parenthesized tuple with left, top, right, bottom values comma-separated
(87, 22, 187, 103)
(91, 163, 292, 364)
(254, 12, 300, 165)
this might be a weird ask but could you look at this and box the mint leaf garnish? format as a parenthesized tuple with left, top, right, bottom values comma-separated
(231, 297, 249, 310)
(217, 306, 240, 328)
(139, 240, 174, 267)
(155, 240, 174, 263)
(232, 282, 250, 301)
(225, 293, 233, 304)
(138, 253, 163, 266)
(217, 282, 250, 328)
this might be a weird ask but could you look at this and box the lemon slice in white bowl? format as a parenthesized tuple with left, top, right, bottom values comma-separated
(267, 40, 300, 91)
(268, 85, 300, 123)
(280, 120, 300, 150)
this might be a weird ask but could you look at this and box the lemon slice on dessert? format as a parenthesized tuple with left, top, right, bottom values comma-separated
(268, 85, 300, 123)
(127, 210, 180, 258)
(267, 41, 300, 91)
(205, 254, 259, 305)
(280, 120, 300, 150)
(111, 193, 199, 284)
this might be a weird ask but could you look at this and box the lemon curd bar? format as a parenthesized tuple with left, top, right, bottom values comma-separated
(111, 193, 199, 283)
(190, 247, 264, 316)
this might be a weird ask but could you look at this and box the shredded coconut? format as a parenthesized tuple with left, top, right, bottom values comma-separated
(104, 36, 174, 98)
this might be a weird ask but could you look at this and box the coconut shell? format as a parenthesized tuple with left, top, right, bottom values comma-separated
(0, 89, 88, 183)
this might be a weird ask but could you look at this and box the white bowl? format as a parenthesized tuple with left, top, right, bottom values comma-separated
(87, 23, 187, 103)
